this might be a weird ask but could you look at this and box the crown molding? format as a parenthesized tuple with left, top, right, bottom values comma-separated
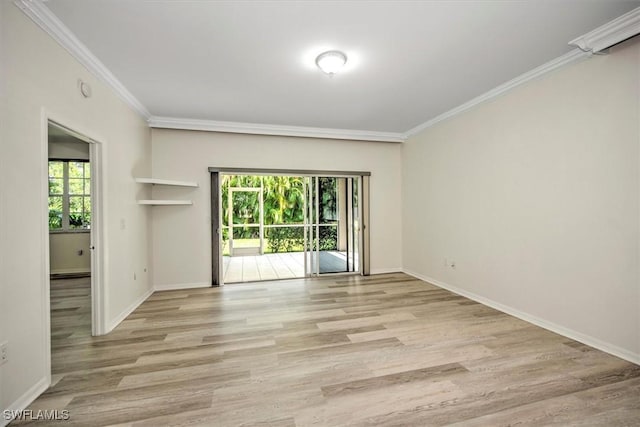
(569, 7, 640, 53)
(15, 0, 636, 143)
(407, 7, 640, 138)
(148, 116, 407, 143)
(14, 0, 151, 119)
(405, 49, 588, 137)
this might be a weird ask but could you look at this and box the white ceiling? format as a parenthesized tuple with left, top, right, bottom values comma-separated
(44, 0, 639, 136)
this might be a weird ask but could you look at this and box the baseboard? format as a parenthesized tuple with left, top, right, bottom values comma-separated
(105, 287, 154, 333)
(1, 376, 49, 427)
(403, 269, 640, 366)
(370, 268, 403, 275)
(154, 282, 211, 291)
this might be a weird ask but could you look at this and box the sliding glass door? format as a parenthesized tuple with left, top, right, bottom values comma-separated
(211, 168, 369, 285)
(303, 176, 361, 277)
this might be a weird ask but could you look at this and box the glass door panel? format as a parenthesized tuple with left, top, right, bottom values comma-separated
(303, 177, 317, 276)
(350, 177, 361, 272)
(304, 176, 361, 277)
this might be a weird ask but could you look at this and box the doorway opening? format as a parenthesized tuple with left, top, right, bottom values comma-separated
(46, 119, 104, 368)
(211, 169, 370, 285)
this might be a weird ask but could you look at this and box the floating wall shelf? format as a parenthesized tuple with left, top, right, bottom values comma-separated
(137, 200, 193, 206)
(135, 177, 198, 187)
(135, 177, 197, 205)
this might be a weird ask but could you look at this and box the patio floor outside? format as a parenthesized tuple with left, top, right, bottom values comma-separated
(223, 251, 353, 283)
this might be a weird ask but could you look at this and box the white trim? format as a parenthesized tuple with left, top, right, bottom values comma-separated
(406, 49, 588, 136)
(40, 111, 52, 402)
(135, 177, 198, 187)
(105, 288, 153, 333)
(569, 7, 640, 53)
(149, 116, 406, 143)
(370, 268, 403, 275)
(1, 377, 50, 427)
(403, 269, 640, 366)
(154, 282, 211, 291)
(13, 0, 151, 119)
(88, 140, 106, 336)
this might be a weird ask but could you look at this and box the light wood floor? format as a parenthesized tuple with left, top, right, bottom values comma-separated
(17, 273, 640, 426)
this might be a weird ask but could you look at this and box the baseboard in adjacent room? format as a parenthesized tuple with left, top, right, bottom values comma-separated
(50, 272, 91, 280)
(403, 269, 640, 366)
(50, 268, 91, 276)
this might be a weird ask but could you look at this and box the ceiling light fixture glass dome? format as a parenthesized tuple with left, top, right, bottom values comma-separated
(315, 50, 348, 75)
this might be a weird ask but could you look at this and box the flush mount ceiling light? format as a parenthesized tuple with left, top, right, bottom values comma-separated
(315, 50, 348, 75)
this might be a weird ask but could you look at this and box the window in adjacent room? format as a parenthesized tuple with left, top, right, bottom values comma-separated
(48, 160, 91, 231)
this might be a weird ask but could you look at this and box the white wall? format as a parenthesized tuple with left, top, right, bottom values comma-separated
(0, 2, 153, 416)
(49, 233, 91, 274)
(48, 139, 90, 160)
(150, 129, 403, 289)
(403, 39, 640, 362)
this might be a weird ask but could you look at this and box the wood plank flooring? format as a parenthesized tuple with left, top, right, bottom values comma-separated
(16, 273, 640, 426)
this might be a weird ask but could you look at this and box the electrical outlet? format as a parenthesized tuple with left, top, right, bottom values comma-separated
(1, 341, 8, 365)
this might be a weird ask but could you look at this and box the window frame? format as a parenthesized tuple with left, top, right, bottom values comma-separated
(48, 159, 91, 234)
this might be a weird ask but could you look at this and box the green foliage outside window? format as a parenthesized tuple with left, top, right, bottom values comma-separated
(266, 227, 304, 253)
(222, 175, 338, 253)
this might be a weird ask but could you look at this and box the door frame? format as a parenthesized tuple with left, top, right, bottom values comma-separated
(209, 167, 371, 286)
(43, 110, 106, 383)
